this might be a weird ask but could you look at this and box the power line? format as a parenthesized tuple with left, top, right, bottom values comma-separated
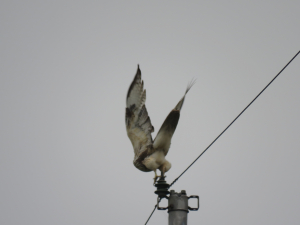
(169, 50, 300, 188)
(144, 50, 300, 225)
(144, 205, 157, 225)
(145, 197, 163, 225)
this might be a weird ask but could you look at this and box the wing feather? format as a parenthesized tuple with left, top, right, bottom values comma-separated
(153, 79, 195, 155)
(126, 66, 154, 158)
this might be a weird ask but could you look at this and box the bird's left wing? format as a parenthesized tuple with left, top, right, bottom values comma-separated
(126, 66, 154, 157)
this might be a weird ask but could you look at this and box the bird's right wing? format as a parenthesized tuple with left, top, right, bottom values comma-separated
(125, 66, 154, 157)
(153, 80, 195, 155)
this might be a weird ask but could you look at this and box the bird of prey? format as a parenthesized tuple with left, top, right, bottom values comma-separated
(125, 65, 194, 184)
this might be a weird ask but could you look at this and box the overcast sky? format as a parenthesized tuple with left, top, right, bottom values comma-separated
(1, 1, 300, 224)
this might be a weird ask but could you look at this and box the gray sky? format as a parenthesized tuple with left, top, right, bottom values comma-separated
(1, 1, 300, 224)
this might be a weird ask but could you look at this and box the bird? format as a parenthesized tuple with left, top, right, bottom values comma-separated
(125, 65, 195, 184)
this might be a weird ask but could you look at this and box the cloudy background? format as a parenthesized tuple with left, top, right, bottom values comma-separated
(1, 1, 300, 224)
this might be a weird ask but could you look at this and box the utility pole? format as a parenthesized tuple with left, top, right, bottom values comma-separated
(155, 178, 199, 225)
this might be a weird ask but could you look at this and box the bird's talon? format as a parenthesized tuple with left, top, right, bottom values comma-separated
(153, 175, 161, 184)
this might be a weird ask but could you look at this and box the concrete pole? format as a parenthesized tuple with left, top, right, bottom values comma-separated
(168, 190, 189, 225)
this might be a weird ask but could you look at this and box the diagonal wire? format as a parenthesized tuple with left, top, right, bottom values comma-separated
(145, 197, 162, 225)
(144, 205, 157, 225)
(169, 50, 300, 188)
(144, 50, 300, 225)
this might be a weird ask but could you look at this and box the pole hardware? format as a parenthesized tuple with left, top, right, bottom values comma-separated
(167, 190, 199, 212)
(168, 190, 199, 225)
(154, 178, 199, 224)
(188, 195, 199, 211)
(154, 177, 170, 199)
(154, 179, 199, 211)
(157, 196, 169, 210)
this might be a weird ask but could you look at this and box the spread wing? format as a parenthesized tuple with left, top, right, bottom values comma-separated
(153, 79, 195, 155)
(125, 65, 154, 157)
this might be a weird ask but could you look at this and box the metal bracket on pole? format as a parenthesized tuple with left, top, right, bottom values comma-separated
(157, 196, 168, 210)
(188, 195, 200, 211)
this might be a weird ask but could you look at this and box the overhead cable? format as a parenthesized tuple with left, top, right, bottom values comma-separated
(169, 50, 300, 188)
(144, 50, 300, 225)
